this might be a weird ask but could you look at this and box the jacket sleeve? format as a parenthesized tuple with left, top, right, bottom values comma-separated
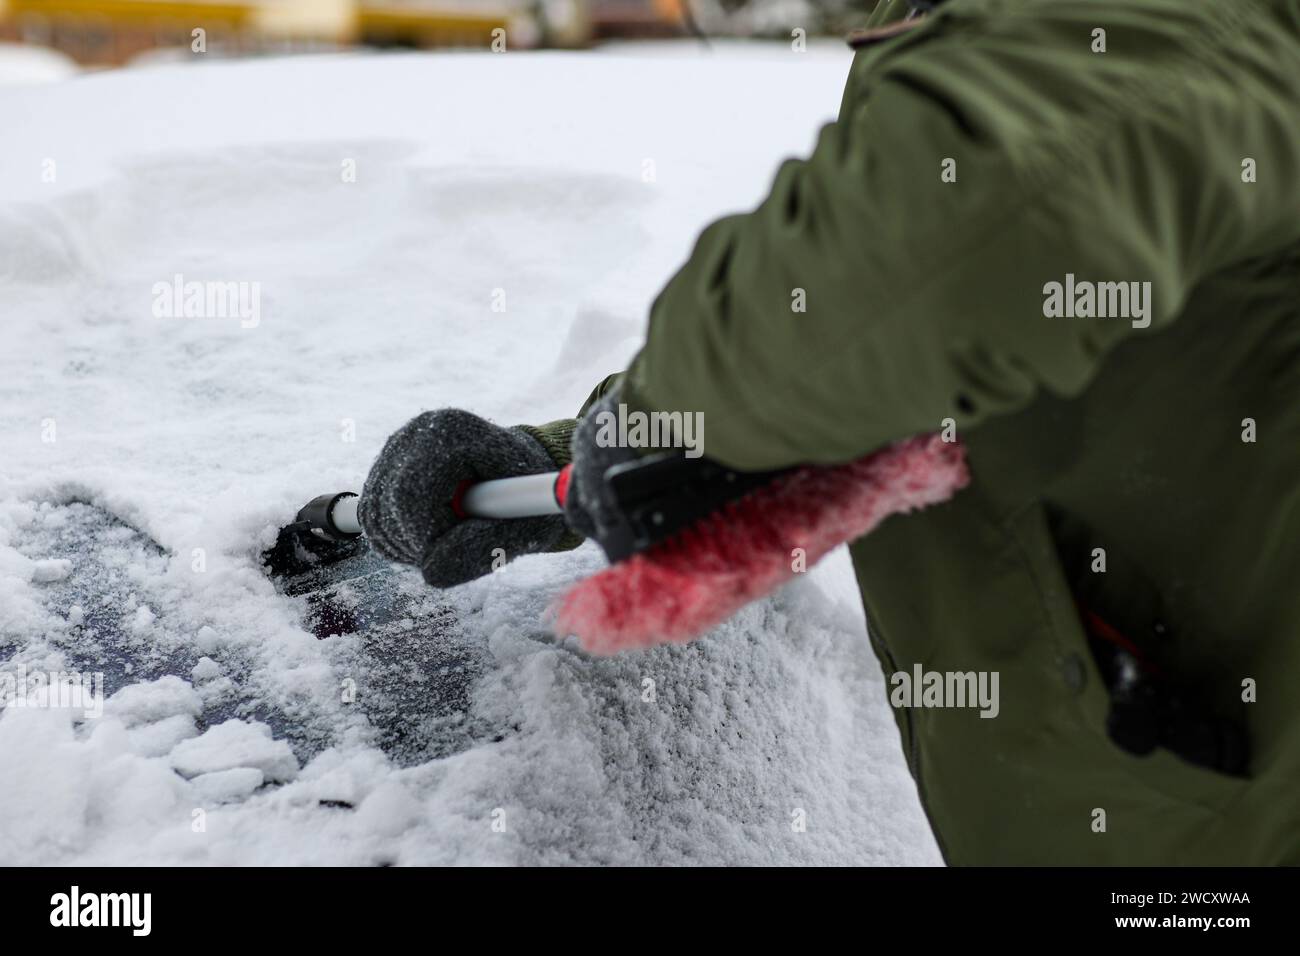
(621, 0, 1300, 470)
(577, 373, 623, 417)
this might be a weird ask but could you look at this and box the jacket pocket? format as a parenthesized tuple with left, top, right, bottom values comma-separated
(1043, 504, 1251, 784)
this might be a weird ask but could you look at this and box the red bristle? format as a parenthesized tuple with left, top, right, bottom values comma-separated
(551, 434, 969, 654)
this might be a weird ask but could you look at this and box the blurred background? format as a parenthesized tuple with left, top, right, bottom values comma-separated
(0, 0, 870, 83)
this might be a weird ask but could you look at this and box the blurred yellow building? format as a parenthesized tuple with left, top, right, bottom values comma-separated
(0, 0, 694, 64)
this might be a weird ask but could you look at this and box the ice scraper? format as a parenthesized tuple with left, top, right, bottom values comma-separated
(265, 435, 967, 653)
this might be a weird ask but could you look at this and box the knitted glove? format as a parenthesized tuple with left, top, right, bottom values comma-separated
(359, 409, 575, 587)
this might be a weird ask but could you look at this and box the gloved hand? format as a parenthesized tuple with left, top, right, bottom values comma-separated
(358, 408, 574, 587)
(562, 389, 641, 547)
(562, 387, 790, 562)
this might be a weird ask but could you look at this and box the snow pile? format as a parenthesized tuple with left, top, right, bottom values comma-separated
(0, 43, 79, 89)
(0, 46, 940, 865)
(171, 719, 299, 783)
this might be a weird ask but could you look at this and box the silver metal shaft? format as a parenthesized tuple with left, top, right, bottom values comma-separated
(329, 471, 562, 537)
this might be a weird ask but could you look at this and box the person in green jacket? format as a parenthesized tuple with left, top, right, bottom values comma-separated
(358, 0, 1300, 864)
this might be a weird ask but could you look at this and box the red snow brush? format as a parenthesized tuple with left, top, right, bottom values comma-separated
(269, 435, 968, 655)
(551, 434, 968, 653)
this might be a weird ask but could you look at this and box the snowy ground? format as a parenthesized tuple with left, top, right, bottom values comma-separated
(0, 43, 941, 865)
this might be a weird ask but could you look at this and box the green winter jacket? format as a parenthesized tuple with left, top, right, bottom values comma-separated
(562, 0, 1300, 864)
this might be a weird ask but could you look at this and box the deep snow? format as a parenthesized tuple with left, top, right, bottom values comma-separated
(0, 43, 941, 865)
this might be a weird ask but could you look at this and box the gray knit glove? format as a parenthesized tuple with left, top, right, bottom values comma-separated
(359, 409, 571, 587)
(563, 391, 640, 546)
